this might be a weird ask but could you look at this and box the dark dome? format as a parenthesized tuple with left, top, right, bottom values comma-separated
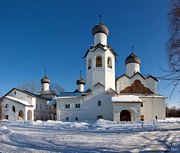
(41, 76, 50, 84)
(92, 22, 109, 36)
(125, 52, 140, 65)
(76, 77, 85, 85)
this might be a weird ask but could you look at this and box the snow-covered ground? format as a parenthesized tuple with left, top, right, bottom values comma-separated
(0, 118, 180, 153)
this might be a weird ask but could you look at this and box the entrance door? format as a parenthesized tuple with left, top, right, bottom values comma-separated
(120, 110, 131, 121)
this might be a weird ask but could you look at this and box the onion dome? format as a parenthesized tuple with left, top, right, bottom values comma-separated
(92, 22, 109, 36)
(76, 77, 85, 85)
(125, 52, 141, 65)
(41, 76, 50, 84)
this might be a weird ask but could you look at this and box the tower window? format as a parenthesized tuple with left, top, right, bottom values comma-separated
(107, 57, 112, 68)
(98, 101, 101, 106)
(12, 106, 16, 113)
(88, 59, 91, 69)
(65, 104, 70, 109)
(75, 104, 80, 108)
(5, 104, 9, 108)
(96, 56, 102, 67)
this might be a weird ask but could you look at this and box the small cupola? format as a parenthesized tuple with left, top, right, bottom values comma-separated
(92, 22, 109, 37)
(41, 70, 50, 92)
(92, 16, 109, 46)
(125, 47, 141, 77)
(125, 52, 141, 65)
(76, 71, 85, 92)
(41, 76, 50, 84)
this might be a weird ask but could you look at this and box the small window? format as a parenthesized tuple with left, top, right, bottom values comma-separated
(98, 101, 101, 106)
(141, 115, 144, 121)
(65, 104, 70, 109)
(75, 117, 78, 121)
(107, 57, 112, 68)
(66, 117, 69, 121)
(97, 115, 103, 120)
(14, 91, 16, 95)
(75, 104, 80, 108)
(5, 115, 8, 120)
(141, 103, 143, 107)
(88, 59, 91, 70)
(96, 56, 102, 67)
(5, 104, 9, 108)
(12, 106, 16, 113)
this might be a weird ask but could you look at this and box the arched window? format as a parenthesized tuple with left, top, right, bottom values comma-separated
(88, 59, 91, 69)
(96, 56, 102, 67)
(107, 57, 112, 68)
(5, 104, 9, 108)
(12, 105, 16, 113)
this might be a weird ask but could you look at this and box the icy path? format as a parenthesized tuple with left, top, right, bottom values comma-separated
(0, 120, 180, 153)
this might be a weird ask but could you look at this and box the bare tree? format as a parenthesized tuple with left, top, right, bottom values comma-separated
(50, 83, 64, 95)
(162, 0, 180, 97)
(19, 82, 40, 94)
(19, 82, 64, 95)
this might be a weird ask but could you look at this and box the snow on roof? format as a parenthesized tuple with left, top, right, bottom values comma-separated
(5, 96, 32, 106)
(47, 101, 56, 105)
(111, 95, 143, 103)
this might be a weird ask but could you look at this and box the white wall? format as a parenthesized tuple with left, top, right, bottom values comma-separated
(113, 103, 141, 121)
(126, 63, 140, 77)
(140, 96, 166, 121)
(86, 48, 115, 91)
(56, 90, 113, 121)
(94, 33, 107, 46)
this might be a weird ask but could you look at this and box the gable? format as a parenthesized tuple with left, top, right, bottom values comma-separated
(120, 80, 154, 94)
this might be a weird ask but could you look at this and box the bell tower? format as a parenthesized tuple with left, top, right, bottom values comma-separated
(84, 21, 116, 91)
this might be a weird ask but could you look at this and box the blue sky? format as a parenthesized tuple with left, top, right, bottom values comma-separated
(0, 0, 179, 106)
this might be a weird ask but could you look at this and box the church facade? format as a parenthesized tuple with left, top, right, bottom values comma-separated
(0, 22, 166, 122)
(55, 22, 166, 122)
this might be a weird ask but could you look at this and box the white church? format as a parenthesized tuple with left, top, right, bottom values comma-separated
(0, 22, 166, 122)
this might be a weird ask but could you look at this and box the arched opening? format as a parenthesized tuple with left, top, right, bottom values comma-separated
(27, 110, 32, 120)
(5, 104, 9, 108)
(120, 110, 131, 121)
(107, 57, 112, 68)
(96, 56, 102, 67)
(88, 58, 91, 69)
(12, 105, 16, 113)
(18, 110, 24, 120)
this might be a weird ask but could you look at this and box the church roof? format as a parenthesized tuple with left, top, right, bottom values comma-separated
(83, 43, 117, 58)
(116, 72, 158, 82)
(125, 52, 140, 65)
(111, 95, 143, 103)
(92, 22, 109, 36)
(5, 96, 34, 107)
(41, 75, 50, 84)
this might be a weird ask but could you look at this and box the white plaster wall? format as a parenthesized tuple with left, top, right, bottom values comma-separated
(94, 33, 107, 46)
(86, 48, 115, 91)
(42, 83, 49, 91)
(9, 89, 34, 105)
(140, 96, 166, 121)
(56, 91, 113, 121)
(113, 103, 141, 121)
(145, 78, 158, 94)
(1, 99, 35, 121)
(78, 84, 84, 92)
(126, 63, 140, 77)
